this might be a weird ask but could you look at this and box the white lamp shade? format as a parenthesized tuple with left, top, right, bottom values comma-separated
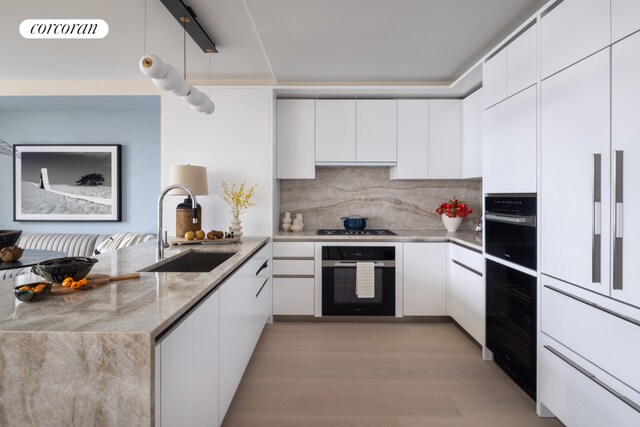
(183, 88, 207, 107)
(171, 78, 190, 97)
(152, 65, 182, 91)
(191, 99, 215, 114)
(168, 165, 209, 196)
(203, 100, 215, 115)
(139, 54, 166, 79)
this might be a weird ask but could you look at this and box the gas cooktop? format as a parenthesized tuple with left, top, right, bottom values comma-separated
(316, 229, 397, 236)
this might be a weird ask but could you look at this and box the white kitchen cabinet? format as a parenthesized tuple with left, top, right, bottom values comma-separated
(462, 88, 482, 178)
(612, 0, 640, 43)
(272, 242, 315, 316)
(483, 48, 508, 108)
(483, 23, 536, 108)
(428, 100, 461, 179)
(483, 84, 537, 193)
(158, 291, 220, 427)
(391, 100, 429, 179)
(403, 243, 447, 316)
(276, 99, 315, 179)
(356, 99, 397, 162)
(540, 49, 611, 296)
(315, 99, 356, 163)
(611, 32, 640, 308)
(447, 244, 484, 346)
(540, 0, 610, 79)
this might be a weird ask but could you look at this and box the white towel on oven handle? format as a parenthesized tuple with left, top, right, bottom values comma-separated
(356, 262, 375, 298)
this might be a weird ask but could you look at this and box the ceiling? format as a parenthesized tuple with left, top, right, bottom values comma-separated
(0, 0, 547, 89)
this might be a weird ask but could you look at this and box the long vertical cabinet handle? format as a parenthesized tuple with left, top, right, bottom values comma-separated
(613, 151, 624, 290)
(592, 154, 602, 283)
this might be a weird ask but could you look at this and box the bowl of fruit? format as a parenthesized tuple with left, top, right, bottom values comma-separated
(33, 257, 98, 283)
(0, 245, 24, 262)
(13, 282, 52, 302)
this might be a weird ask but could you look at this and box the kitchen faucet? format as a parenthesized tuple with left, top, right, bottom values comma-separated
(157, 184, 198, 259)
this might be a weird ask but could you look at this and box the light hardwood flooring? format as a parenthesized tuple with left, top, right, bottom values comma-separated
(222, 322, 563, 427)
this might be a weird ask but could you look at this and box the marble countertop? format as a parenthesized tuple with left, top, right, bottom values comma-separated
(0, 236, 269, 336)
(273, 229, 483, 251)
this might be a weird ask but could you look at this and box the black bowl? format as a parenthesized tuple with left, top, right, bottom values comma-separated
(34, 257, 98, 283)
(0, 230, 22, 248)
(13, 282, 52, 302)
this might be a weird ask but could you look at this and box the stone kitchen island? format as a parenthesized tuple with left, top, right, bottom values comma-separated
(0, 236, 270, 427)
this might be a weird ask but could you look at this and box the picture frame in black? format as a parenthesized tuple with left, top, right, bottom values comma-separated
(13, 144, 122, 222)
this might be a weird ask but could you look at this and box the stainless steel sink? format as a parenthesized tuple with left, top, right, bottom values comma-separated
(140, 250, 236, 273)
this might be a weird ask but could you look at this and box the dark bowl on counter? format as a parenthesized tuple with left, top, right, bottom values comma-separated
(13, 282, 52, 302)
(341, 215, 368, 231)
(33, 257, 98, 283)
(0, 230, 22, 249)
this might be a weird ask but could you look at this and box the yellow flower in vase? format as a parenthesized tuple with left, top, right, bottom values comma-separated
(220, 180, 257, 237)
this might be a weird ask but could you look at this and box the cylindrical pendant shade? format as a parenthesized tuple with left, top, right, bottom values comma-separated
(168, 164, 209, 196)
(152, 65, 182, 91)
(183, 88, 207, 106)
(139, 54, 166, 79)
(171, 78, 190, 97)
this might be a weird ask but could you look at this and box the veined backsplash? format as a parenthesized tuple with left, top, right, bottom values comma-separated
(279, 167, 482, 231)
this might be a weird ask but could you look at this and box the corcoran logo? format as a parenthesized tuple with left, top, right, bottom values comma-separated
(19, 19, 109, 39)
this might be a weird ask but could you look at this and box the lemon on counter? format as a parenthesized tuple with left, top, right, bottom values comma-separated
(184, 231, 195, 241)
(195, 230, 205, 240)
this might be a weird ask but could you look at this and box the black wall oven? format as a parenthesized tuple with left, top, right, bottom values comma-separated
(486, 259, 537, 399)
(322, 246, 395, 316)
(485, 194, 537, 270)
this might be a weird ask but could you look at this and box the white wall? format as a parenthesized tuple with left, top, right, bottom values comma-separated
(161, 87, 274, 237)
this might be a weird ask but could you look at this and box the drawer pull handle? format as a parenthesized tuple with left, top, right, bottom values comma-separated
(256, 260, 269, 276)
(544, 345, 640, 414)
(256, 277, 269, 298)
(452, 259, 483, 277)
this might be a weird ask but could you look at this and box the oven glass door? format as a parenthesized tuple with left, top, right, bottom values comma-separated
(322, 265, 395, 316)
(485, 218, 537, 270)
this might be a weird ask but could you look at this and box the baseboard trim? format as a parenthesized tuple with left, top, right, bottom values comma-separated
(273, 315, 452, 323)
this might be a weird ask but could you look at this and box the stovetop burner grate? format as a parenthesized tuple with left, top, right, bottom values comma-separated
(316, 229, 397, 236)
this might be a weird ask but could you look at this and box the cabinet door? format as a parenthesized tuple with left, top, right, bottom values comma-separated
(541, 49, 611, 295)
(219, 273, 246, 422)
(463, 268, 485, 346)
(428, 100, 461, 179)
(356, 100, 397, 162)
(483, 48, 508, 108)
(483, 85, 537, 193)
(391, 100, 429, 179)
(273, 277, 315, 315)
(462, 89, 482, 178)
(315, 99, 356, 162)
(612, 32, 640, 308)
(403, 243, 447, 316)
(447, 260, 464, 322)
(276, 99, 315, 179)
(160, 291, 220, 427)
(507, 23, 537, 96)
(612, 0, 640, 43)
(541, 0, 610, 78)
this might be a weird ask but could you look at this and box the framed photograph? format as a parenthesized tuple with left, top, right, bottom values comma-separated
(14, 144, 122, 221)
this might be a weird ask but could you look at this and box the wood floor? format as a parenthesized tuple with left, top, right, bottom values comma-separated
(222, 322, 563, 427)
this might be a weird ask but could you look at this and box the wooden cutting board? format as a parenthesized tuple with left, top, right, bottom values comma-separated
(168, 237, 240, 246)
(50, 273, 140, 295)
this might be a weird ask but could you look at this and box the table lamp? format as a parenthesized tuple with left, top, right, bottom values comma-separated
(169, 165, 208, 237)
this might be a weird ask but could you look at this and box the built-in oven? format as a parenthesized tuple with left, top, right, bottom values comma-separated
(486, 259, 537, 399)
(485, 194, 537, 270)
(322, 246, 395, 316)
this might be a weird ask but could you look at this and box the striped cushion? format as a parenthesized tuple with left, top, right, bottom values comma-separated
(17, 234, 110, 257)
(94, 232, 155, 254)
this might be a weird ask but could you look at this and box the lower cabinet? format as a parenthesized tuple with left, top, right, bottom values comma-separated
(272, 242, 315, 316)
(156, 243, 271, 427)
(447, 244, 484, 346)
(403, 242, 447, 316)
(157, 291, 220, 427)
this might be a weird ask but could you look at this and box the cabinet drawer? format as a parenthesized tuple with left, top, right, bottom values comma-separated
(273, 242, 315, 258)
(450, 244, 483, 274)
(273, 278, 315, 315)
(273, 259, 314, 276)
(540, 336, 640, 426)
(542, 278, 640, 392)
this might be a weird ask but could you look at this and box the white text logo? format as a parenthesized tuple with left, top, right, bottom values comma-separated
(20, 19, 109, 39)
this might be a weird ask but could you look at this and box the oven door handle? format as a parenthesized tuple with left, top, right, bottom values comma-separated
(485, 213, 536, 226)
(324, 261, 395, 268)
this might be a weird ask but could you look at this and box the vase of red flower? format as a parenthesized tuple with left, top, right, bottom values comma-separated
(436, 197, 473, 232)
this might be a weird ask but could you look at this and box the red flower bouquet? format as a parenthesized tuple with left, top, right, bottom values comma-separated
(435, 197, 473, 218)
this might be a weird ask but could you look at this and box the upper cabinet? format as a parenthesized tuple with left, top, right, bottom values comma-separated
(462, 88, 483, 178)
(315, 99, 356, 163)
(390, 99, 462, 180)
(356, 100, 397, 162)
(540, 0, 610, 79)
(484, 23, 537, 108)
(612, 0, 640, 43)
(276, 99, 316, 179)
